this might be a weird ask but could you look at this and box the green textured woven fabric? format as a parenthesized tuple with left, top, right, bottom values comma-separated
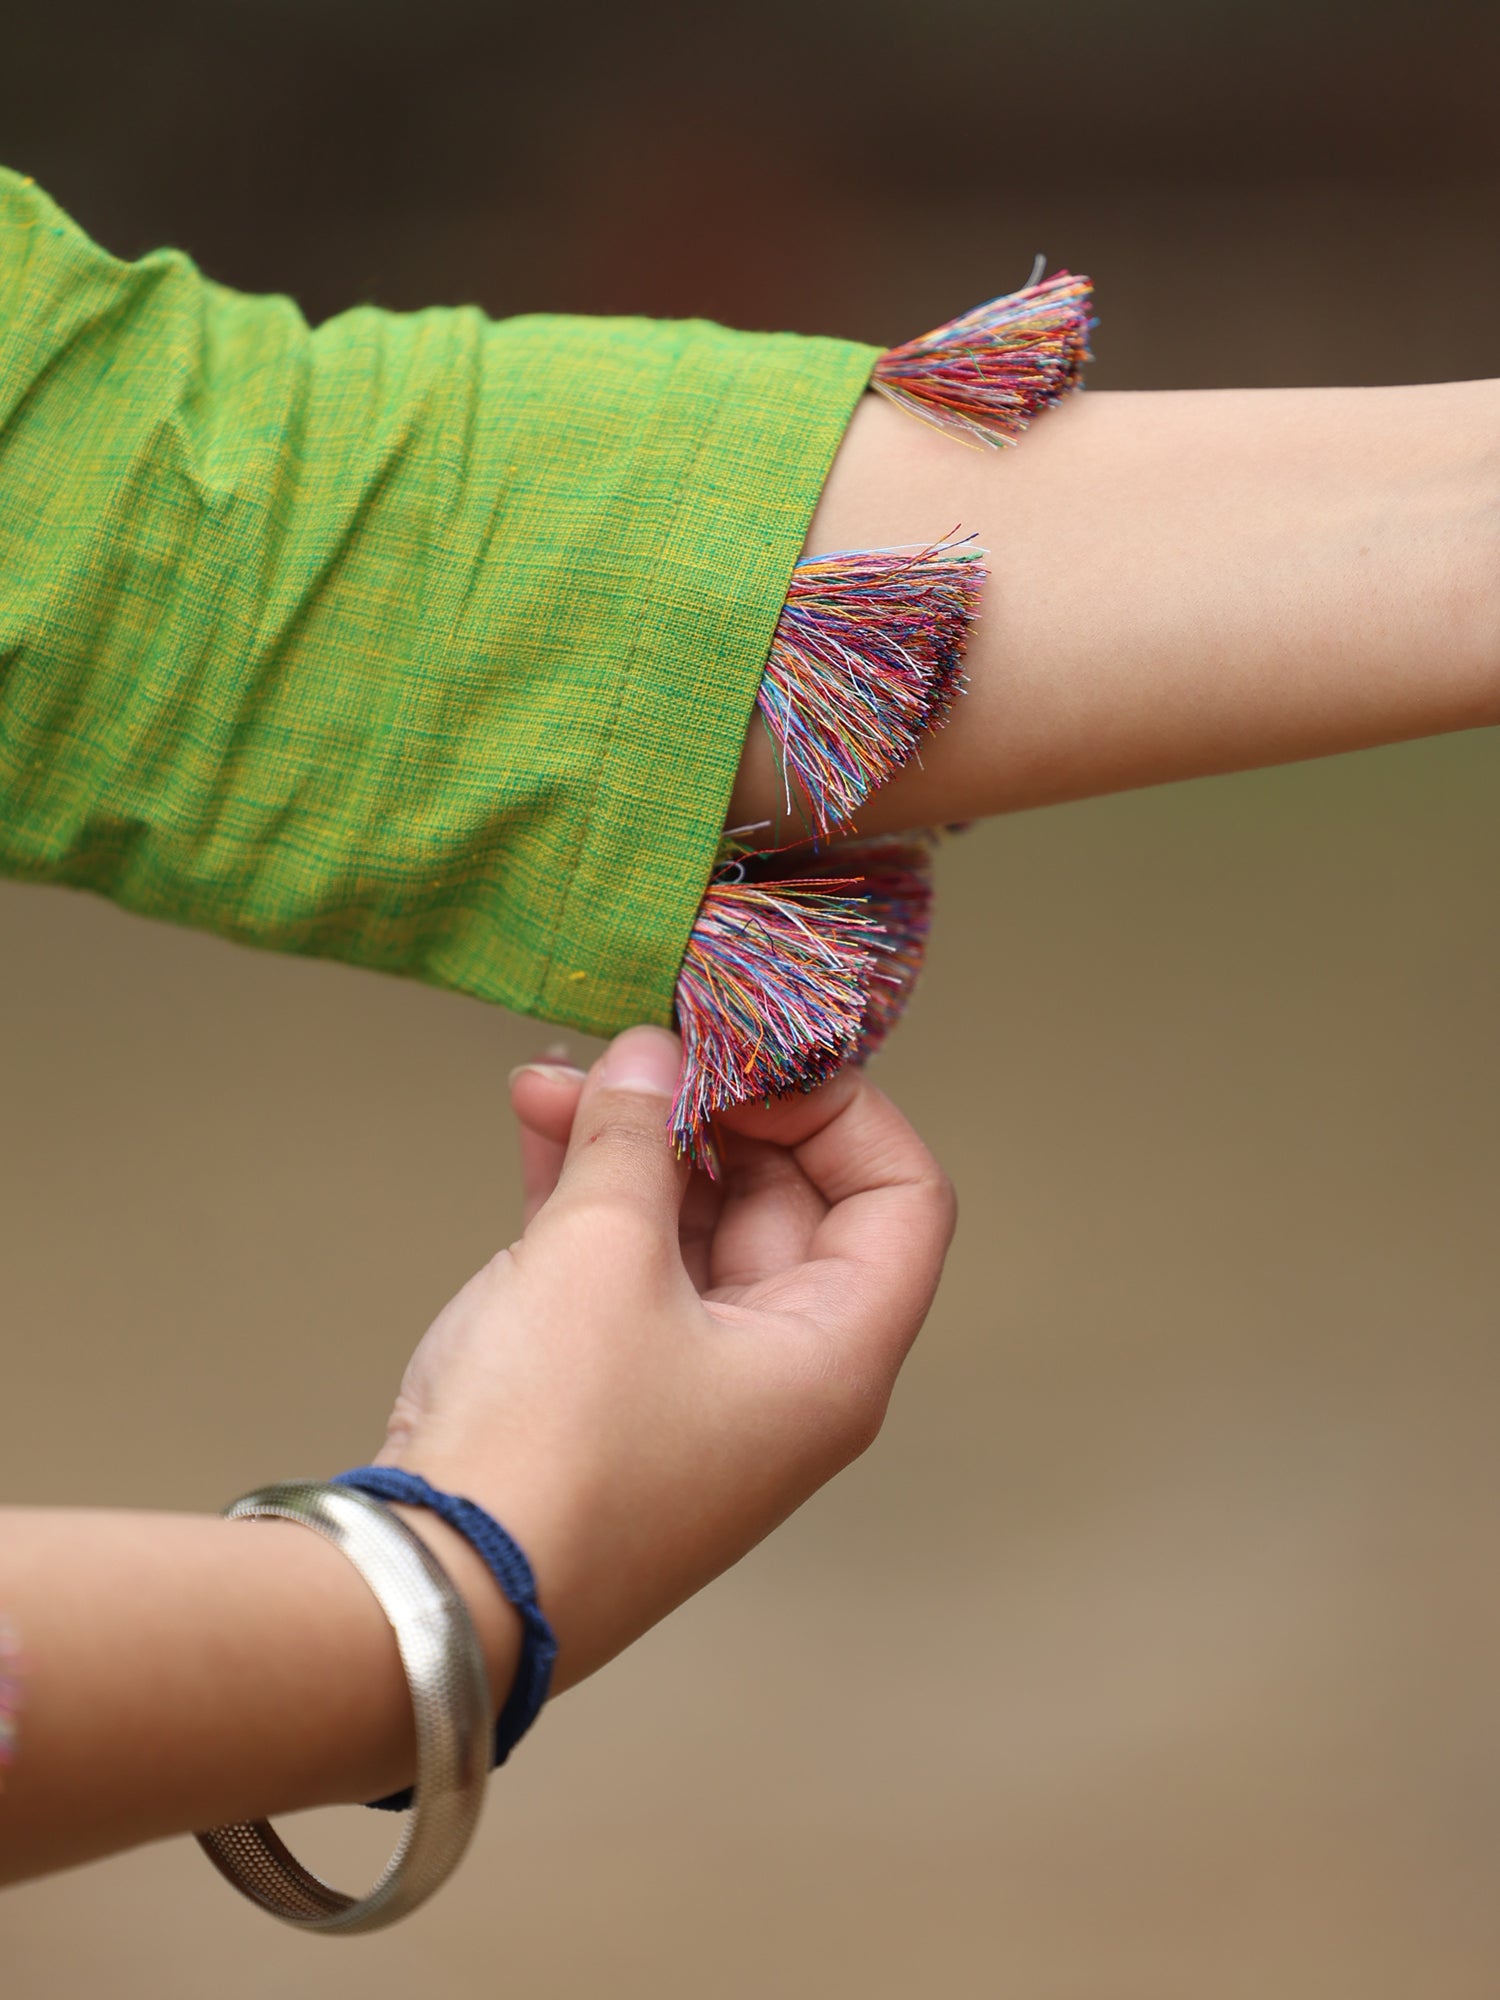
(0, 168, 878, 1035)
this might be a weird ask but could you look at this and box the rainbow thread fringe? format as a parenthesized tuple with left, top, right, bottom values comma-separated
(823, 838, 936, 1061)
(670, 867, 883, 1170)
(756, 537, 984, 839)
(669, 274, 1092, 1168)
(668, 841, 936, 1172)
(871, 270, 1093, 449)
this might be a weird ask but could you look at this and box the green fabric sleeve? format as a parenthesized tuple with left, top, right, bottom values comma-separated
(0, 167, 878, 1034)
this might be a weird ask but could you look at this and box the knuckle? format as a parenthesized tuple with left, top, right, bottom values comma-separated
(923, 1165, 959, 1242)
(837, 1382, 888, 1462)
(898, 1156, 958, 1247)
(815, 1358, 890, 1464)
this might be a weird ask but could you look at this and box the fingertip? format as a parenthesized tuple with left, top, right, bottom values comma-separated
(594, 1024, 682, 1098)
(549, 1025, 689, 1226)
(509, 1061, 587, 1145)
(722, 1061, 945, 1218)
(715, 1064, 862, 1147)
(508, 1059, 588, 1092)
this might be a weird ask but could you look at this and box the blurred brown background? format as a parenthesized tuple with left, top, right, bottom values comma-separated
(3, 1, 1499, 1992)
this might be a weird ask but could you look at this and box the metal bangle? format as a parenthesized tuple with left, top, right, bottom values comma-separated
(195, 1480, 490, 1934)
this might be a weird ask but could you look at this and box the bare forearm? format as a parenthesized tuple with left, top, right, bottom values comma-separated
(0, 1506, 518, 1884)
(732, 381, 1500, 832)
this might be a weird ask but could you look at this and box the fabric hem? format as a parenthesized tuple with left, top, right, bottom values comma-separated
(531, 326, 878, 1037)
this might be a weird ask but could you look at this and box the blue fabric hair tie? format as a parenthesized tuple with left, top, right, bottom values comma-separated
(332, 1464, 558, 1813)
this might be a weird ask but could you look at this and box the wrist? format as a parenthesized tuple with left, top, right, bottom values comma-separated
(377, 1437, 592, 1691)
(385, 1503, 524, 1720)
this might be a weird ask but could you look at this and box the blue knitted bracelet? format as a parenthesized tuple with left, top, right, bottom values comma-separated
(332, 1465, 558, 1814)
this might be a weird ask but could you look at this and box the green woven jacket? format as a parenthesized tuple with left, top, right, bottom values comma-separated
(0, 168, 877, 1035)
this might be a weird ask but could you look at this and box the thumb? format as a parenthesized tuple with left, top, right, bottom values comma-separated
(544, 1024, 689, 1240)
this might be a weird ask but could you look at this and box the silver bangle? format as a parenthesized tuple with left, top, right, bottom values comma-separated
(195, 1480, 490, 1934)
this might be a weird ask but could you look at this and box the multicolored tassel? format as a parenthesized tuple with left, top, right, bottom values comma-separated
(871, 269, 1093, 449)
(755, 538, 985, 839)
(669, 274, 1093, 1167)
(669, 863, 878, 1171)
(831, 837, 937, 1060)
(668, 838, 937, 1171)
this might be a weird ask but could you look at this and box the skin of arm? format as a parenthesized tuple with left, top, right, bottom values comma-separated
(0, 1028, 954, 1886)
(730, 382, 1500, 835)
(0, 1509, 507, 1871)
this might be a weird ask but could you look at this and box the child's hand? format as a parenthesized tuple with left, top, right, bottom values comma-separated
(376, 1025, 955, 1693)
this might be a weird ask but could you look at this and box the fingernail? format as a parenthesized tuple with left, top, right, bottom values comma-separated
(597, 1024, 682, 1097)
(509, 1061, 587, 1088)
